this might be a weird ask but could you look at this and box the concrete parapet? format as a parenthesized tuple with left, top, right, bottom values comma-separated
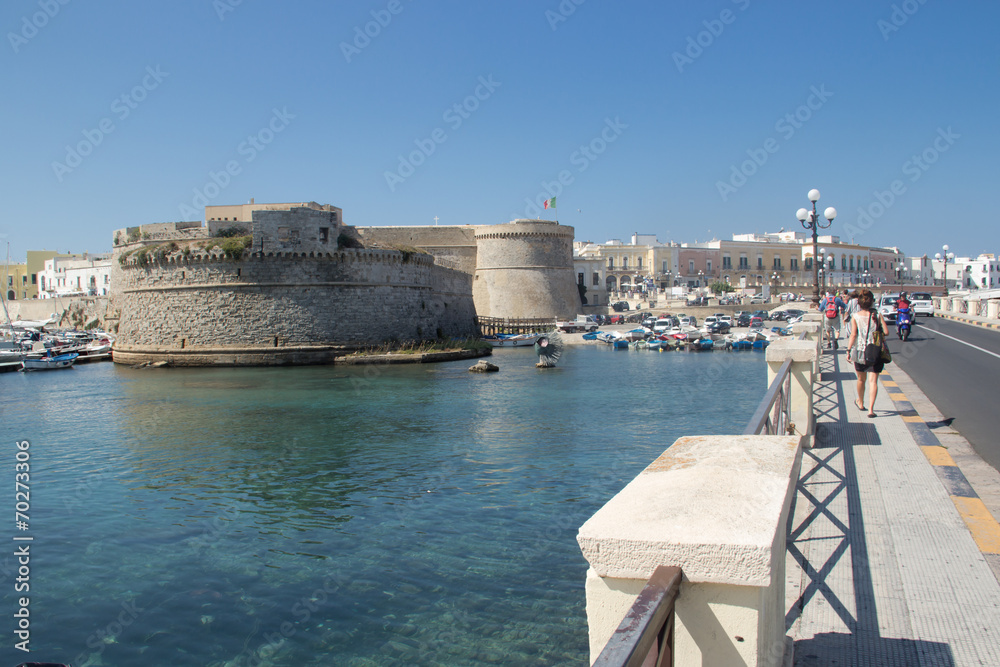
(578, 434, 803, 667)
(766, 339, 819, 441)
(988, 300, 1000, 319)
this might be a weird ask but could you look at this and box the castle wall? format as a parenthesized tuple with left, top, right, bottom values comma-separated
(354, 226, 479, 275)
(473, 220, 581, 320)
(114, 249, 476, 366)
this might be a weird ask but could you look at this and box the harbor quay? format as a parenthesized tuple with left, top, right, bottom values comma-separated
(577, 312, 1000, 666)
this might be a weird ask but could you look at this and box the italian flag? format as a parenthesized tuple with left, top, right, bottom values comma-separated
(544, 197, 556, 210)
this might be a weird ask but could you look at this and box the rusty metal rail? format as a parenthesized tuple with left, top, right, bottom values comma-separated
(743, 356, 793, 436)
(591, 565, 683, 667)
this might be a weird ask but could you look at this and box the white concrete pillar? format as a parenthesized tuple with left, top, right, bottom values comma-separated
(987, 299, 1000, 319)
(579, 435, 803, 667)
(793, 321, 822, 376)
(766, 339, 819, 442)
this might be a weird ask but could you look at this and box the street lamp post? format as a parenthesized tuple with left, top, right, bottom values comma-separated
(796, 189, 838, 309)
(940, 244, 953, 296)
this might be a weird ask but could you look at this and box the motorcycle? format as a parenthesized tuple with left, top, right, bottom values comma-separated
(897, 307, 912, 341)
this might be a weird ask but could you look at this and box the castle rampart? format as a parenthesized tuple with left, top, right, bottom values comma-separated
(110, 208, 579, 365)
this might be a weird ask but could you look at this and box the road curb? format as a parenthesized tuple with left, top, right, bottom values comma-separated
(937, 312, 1000, 329)
(881, 372, 1000, 564)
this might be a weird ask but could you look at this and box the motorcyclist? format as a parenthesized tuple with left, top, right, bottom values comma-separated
(896, 292, 911, 312)
(896, 292, 913, 339)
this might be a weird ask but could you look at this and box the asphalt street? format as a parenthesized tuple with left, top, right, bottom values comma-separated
(884, 316, 1000, 473)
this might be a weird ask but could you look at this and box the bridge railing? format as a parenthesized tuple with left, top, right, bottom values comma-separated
(580, 326, 820, 667)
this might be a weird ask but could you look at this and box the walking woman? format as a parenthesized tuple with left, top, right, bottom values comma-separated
(847, 288, 889, 418)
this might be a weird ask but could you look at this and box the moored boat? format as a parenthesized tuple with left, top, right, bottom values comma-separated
(21, 352, 79, 371)
(482, 333, 543, 347)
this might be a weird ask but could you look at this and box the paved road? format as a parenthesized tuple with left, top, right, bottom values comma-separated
(885, 316, 1000, 472)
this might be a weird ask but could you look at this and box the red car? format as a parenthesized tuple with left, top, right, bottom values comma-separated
(749, 316, 764, 329)
(608, 314, 624, 324)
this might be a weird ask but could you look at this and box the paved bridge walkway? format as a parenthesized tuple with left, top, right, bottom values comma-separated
(785, 347, 1000, 666)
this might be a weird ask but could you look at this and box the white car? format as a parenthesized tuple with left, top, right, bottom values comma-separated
(719, 315, 733, 326)
(749, 294, 765, 304)
(910, 292, 935, 317)
(653, 318, 674, 333)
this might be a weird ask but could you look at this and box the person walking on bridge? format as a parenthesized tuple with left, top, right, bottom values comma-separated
(847, 288, 889, 418)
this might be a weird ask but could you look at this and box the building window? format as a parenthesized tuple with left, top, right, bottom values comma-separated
(319, 227, 329, 243)
(607, 258, 614, 269)
(637, 257, 642, 268)
(578, 272, 585, 285)
(622, 257, 628, 269)
(689, 260, 695, 273)
(722, 256, 732, 269)
(706, 260, 712, 273)
(757, 256, 763, 269)
(805, 257, 813, 271)
(31, 274, 37, 284)
(662, 261, 669, 273)
(739, 255, 748, 269)
(592, 272, 600, 286)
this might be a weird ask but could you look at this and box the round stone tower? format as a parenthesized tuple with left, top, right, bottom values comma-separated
(473, 219, 581, 320)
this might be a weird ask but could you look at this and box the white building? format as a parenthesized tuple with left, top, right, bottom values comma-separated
(930, 253, 997, 291)
(39, 254, 113, 298)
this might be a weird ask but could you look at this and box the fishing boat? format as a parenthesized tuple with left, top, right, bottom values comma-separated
(482, 333, 542, 347)
(21, 352, 79, 371)
(612, 339, 629, 350)
(695, 338, 714, 351)
(732, 339, 753, 350)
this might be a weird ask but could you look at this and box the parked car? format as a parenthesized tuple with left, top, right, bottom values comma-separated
(910, 292, 935, 317)
(653, 317, 678, 334)
(749, 294, 765, 304)
(734, 313, 751, 327)
(718, 314, 733, 327)
(749, 316, 764, 329)
(706, 320, 731, 334)
(752, 310, 769, 321)
(770, 311, 788, 322)
(687, 296, 709, 306)
(679, 315, 698, 328)
(611, 301, 630, 312)
(606, 314, 624, 324)
(642, 315, 658, 329)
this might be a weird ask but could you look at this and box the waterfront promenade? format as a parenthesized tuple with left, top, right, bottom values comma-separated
(786, 346, 1000, 666)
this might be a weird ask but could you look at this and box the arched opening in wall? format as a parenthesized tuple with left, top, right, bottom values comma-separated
(7, 290, 14, 301)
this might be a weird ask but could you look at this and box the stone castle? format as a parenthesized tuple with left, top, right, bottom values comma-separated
(109, 202, 580, 365)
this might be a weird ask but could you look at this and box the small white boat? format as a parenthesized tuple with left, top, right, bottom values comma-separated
(482, 333, 542, 347)
(21, 352, 78, 371)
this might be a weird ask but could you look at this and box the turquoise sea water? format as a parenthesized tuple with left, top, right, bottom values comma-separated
(0, 345, 766, 666)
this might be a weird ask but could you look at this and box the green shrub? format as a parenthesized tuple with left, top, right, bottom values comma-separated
(217, 225, 249, 238)
(337, 233, 364, 249)
(221, 235, 253, 260)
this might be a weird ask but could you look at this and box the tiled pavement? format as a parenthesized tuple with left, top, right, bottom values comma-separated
(785, 348, 1000, 666)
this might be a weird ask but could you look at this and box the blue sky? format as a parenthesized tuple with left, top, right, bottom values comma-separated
(2, 0, 997, 263)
